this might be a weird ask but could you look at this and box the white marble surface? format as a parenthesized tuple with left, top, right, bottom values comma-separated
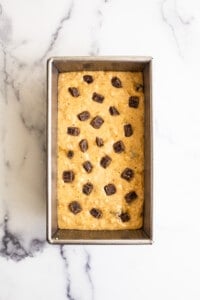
(1, 0, 200, 299)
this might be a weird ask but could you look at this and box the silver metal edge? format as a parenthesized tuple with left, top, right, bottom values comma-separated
(50, 239, 153, 245)
(149, 58, 154, 243)
(143, 58, 153, 244)
(49, 56, 152, 63)
(47, 56, 153, 244)
(47, 57, 53, 243)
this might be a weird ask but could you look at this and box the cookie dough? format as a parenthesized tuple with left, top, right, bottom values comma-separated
(57, 71, 144, 230)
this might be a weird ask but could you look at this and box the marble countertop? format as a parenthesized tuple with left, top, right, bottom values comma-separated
(1, 0, 200, 299)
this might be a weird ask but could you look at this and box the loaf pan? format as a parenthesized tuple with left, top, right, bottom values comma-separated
(47, 56, 153, 244)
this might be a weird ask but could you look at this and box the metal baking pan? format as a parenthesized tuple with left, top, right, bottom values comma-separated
(47, 56, 153, 244)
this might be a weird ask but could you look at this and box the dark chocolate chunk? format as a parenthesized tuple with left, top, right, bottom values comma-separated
(90, 208, 102, 219)
(124, 124, 133, 137)
(68, 201, 82, 214)
(111, 76, 122, 88)
(135, 83, 143, 92)
(62, 171, 75, 183)
(77, 111, 90, 121)
(119, 212, 130, 222)
(96, 137, 104, 147)
(67, 127, 80, 136)
(83, 75, 93, 84)
(83, 161, 93, 173)
(104, 184, 116, 195)
(129, 96, 139, 108)
(121, 168, 134, 181)
(100, 155, 112, 168)
(109, 106, 120, 116)
(92, 92, 104, 103)
(90, 116, 104, 129)
(113, 140, 125, 153)
(125, 191, 138, 204)
(82, 182, 93, 195)
(79, 139, 88, 152)
(68, 87, 80, 97)
(67, 150, 74, 159)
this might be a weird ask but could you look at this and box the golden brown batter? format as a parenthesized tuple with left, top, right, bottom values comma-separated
(57, 71, 144, 230)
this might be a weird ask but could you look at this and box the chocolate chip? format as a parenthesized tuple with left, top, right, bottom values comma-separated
(121, 168, 134, 181)
(67, 150, 74, 159)
(111, 76, 122, 88)
(62, 171, 75, 183)
(83, 161, 93, 173)
(77, 111, 90, 121)
(135, 83, 143, 92)
(68, 87, 80, 97)
(109, 106, 120, 116)
(96, 137, 104, 147)
(90, 116, 104, 129)
(68, 201, 82, 214)
(83, 75, 93, 84)
(124, 124, 133, 137)
(125, 191, 138, 204)
(79, 139, 88, 152)
(104, 184, 116, 195)
(67, 127, 80, 136)
(100, 155, 112, 168)
(90, 208, 102, 219)
(92, 92, 104, 103)
(113, 140, 125, 153)
(129, 96, 139, 108)
(119, 212, 130, 222)
(82, 182, 93, 195)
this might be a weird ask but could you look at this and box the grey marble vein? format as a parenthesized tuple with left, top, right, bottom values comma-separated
(84, 249, 95, 300)
(60, 246, 76, 300)
(89, 9, 103, 56)
(174, 0, 194, 25)
(19, 112, 44, 136)
(59, 246, 94, 300)
(0, 215, 29, 261)
(89, 0, 109, 56)
(0, 3, 12, 44)
(39, 0, 74, 62)
(161, 0, 182, 56)
(0, 215, 46, 261)
(0, 45, 21, 103)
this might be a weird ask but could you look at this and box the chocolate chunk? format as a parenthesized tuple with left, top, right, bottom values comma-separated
(109, 106, 120, 116)
(82, 182, 93, 195)
(67, 127, 80, 136)
(90, 116, 104, 129)
(67, 150, 74, 159)
(104, 184, 116, 195)
(79, 139, 88, 152)
(113, 140, 125, 153)
(92, 92, 104, 103)
(124, 124, 133, 137)
(77, 111, 90, 121)
(100, 155, 112, 168)
(111, 76, 122, 88)
(129, 96, 139, 108)
(83, 75, 93, 84)
(96, 137, 104, 147)
(68, 201, 82, 214)
(121, 168, 134, 181)
(68, 87, 80, 97)
(125, 191, 138, 204)
(135, 83, 143, 92)
(83, 161, 93, 173)
(62, 171, 75, 183)
(119, 212, 130, 222)
(90, 208, 102, 219)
